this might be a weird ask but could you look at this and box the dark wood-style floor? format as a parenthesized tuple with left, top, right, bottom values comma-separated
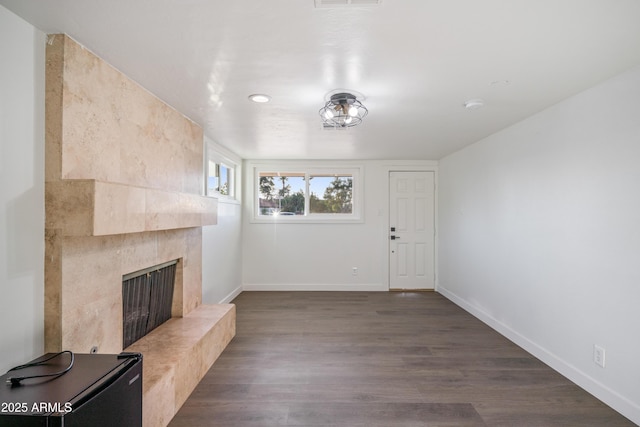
(169, 291, 634, 427)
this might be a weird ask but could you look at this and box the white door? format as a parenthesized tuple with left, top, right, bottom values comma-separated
(389, 171, 435, 290)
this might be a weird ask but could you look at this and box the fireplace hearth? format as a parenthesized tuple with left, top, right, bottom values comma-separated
(123, 260, 177, 348)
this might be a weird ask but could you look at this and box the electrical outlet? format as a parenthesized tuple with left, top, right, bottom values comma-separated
(352, 267, 358, 276)
(594, 345, 605, 368)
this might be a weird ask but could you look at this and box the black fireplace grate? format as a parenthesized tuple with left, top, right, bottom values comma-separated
(122, 261, 176, 348)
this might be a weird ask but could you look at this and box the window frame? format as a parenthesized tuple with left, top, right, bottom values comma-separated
(207, 160, 234, 196)
(205, 146, 239, 203)
(251, 164, 363, 223)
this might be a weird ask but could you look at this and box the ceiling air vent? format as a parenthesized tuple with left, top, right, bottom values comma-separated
(314, 0, 382, 8)
(322, 123, 347, 130)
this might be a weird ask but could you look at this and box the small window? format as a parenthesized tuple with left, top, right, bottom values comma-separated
(207, 160, 235, 198)
(253, 166, 362, 222)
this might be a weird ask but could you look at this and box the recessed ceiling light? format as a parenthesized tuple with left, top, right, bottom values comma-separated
(248, 94, 271, 103)
(464, 99, 485, 110)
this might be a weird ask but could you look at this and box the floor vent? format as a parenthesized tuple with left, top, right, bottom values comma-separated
(314, 0, 382, 8)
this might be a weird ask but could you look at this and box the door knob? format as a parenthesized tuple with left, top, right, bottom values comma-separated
(390, 235, 400, 240)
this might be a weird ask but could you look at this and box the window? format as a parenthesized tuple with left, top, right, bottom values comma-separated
(308, 174, 353, 214)
(253, 166, 362, 222)
(204, 138, 241, 203)
(259, 172, 306, 216)
(207, 160, 235, 197)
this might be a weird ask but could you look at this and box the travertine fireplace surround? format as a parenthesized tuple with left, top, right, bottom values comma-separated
(45, 34, 235, 426)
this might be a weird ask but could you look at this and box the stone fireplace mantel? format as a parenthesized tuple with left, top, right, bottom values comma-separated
(46, 179, 217, 237)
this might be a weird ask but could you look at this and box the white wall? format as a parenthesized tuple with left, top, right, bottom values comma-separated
(242, 160, 436, 290)
(438, 65, 640, 424)
(201, 137, 243, 303)
(0, 6, 45, 372)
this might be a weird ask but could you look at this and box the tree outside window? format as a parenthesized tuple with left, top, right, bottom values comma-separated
(259, 172, 305, 215)
(258, 172, 353, 217)
(309, 175, 352, 214)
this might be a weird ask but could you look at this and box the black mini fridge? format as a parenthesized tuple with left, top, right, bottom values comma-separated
(0, 352, 142, 427)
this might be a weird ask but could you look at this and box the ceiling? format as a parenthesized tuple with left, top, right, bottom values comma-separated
(3, 0, 640, 160)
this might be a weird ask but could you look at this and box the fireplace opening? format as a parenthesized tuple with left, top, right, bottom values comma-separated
(122, 260, 177, 348)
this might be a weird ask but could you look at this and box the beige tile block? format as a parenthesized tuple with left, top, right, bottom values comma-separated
(119, 124, 153, 189)
(45, 34, 65, 182)
(183, 229, 203, 315)
(141, 362, 175, 427)
(174, 340, 205, 410)
(93, 181, 146, 235)
(45, 180, 94, 236)
(142, 115, 185, 192)
(59, 235, 124, 352)
(61, 38, 122, 183)
(57, 35, 204, 195)
(156, 229, 188, 258)
(60, 262, 118, 316)
(179, 122, 205, 194)
(60, 235, 123, 304)
(119, 232, 160, 276)
(145, 190, 217, 231)
(203, 304, 236, 366)
(60, 294, 121, 353)
(144, 189, 182, 231)
(44, 230, 63, 352)
(171, 258, 185, 318)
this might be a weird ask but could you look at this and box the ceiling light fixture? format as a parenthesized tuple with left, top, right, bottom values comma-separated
(248, 94, 271, 103)
(319, 92, 368, 128)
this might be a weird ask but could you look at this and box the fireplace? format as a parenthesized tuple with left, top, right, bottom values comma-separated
(123, 260, 178, 348)
(43, 35, 216, 354)
(44, 34, 234, 427)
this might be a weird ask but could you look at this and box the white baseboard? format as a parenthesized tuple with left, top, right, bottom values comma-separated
(437, 286, 640, 426)
(242, 283, 388, 292)
(218, 285, 243, 304)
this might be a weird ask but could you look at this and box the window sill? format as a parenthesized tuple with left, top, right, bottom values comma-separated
(250, 215, 363, 224)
